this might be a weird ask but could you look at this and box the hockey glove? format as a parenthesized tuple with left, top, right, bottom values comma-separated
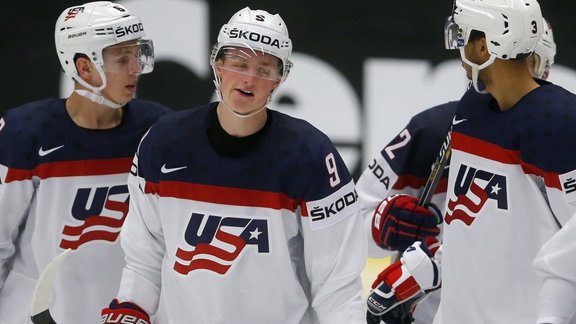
(101, 299, 151, 324)
(366, 238, 442, 323)
(366, 292, 428, 324)
(372, 194, 442, 251)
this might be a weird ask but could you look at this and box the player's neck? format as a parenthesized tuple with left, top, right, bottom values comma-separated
(65, 92, 124, 129)
(216, 104, 268, 137)
(484, 62, 540, 111)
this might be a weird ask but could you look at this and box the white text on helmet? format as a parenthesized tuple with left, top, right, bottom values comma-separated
(229, 28, 280, 49)
(115, 23, 145, 38)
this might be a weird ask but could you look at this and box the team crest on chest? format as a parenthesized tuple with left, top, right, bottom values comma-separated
(60, 185, 129, 249)
(174, 213, 270, 275)
(445, 164, 508, 225)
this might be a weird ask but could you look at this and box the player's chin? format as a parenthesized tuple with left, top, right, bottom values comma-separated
(113, 94, 134, 106)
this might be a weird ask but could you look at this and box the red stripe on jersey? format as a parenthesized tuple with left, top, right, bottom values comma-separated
(60, 230, 120, 250)
(145, 181, 302, 211)
(5, 168, 33, 182)
(393, 175, 426, 190)
(452, 132, 561, 190)
(520, 162, 561, 190)
(452, 132, 520, 164)
(32, 158, 132, 179)
(393, 175, 448, 194)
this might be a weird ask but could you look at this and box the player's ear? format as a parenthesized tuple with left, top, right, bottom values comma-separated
(214, 59, 224, 78)
(75, 56, 103, 86)
(477, 37, 490, 61)
(75, 56, 94, 80)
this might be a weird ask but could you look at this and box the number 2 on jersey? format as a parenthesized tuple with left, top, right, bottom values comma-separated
(384, 128, 411, 159)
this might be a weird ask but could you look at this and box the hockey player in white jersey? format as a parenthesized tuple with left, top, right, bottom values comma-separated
(368, 0, 576, 321)
(360, 15, 557, 324)
(534, 206, 576, 324)
(0, 2, 170, 323)
(100, 6, 367, 324)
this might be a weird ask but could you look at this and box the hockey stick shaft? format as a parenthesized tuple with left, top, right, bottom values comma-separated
(30, 249, 71, 324)
(391, 131, 452, 321)
(418, 131, 452, 208)
(396, 130, 451, 261)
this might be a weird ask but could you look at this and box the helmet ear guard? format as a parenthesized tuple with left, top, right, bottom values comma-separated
(532, 17, 556, 79)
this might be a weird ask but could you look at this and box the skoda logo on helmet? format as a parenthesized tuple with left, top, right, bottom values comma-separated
(229, 28, 280, 49)
(114, 23, 145, 38)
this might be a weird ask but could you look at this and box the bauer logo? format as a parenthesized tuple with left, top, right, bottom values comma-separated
(559, 169, 576, 202)
(174, 213, 270, 275)
(100, 314, 148, 324)
(115, 23, 144, 38)
(229, 28, 280, 48)
(308, 181, 359, 230)
(445, 164, 508, 226)
(67, 31, 87, 39)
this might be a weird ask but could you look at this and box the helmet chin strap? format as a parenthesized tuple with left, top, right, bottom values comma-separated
(459, 47, 496, 94)
(73, 65, 124, 109)
(74, 90, 123, 109)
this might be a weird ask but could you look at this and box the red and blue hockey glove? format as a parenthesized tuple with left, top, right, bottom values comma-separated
(101, 299, 151, 324)
(366, 238, 442, 324)
(372, 194, 442, 251)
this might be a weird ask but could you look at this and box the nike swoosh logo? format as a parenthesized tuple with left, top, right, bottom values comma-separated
(161, 164, 188, 174)
(38, 145, 65, 156)
(452, 116, 467, 125)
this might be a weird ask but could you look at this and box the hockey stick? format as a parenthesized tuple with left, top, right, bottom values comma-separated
(384, 131, 452, 324)
(30, 249, 71, 324)
(418, 130, 452, 208)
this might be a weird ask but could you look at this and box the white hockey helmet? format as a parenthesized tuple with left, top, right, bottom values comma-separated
(444, 0, 543, 92)
(210, 7, 293, 82)
(532, 18, 556, 79)
(55, 1, 154, 107)
(445, 0, 543, 59)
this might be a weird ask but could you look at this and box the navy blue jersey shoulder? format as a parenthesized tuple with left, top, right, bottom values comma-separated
(138, 103, 351, 200)
(383, 101, 456, 178)
(0, 98, 170, 169)
(455, 82, 576, 173)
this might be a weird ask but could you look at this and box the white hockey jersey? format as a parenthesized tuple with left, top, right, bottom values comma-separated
(0, 98, 170, 323)
(533, 206, 576, 324)
(115, 103, 367, 324)
(435, 82, 576, 324)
